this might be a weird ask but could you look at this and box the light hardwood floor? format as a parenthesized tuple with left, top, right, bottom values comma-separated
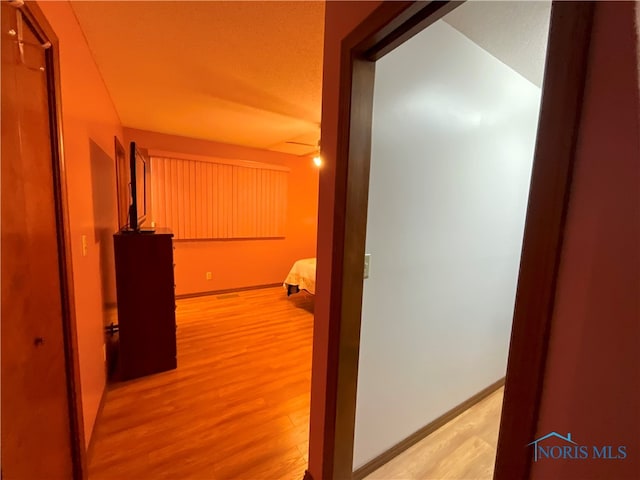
(89, 287, 314, 480)
(365, 387, 504, 480)
(92, 286, 502, 480)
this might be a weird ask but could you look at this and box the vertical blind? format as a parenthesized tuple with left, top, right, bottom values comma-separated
(150, 155, 288, 240)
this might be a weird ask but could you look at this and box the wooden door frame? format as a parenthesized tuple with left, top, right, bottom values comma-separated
(5, 1, 86, 477)
(320, 1, 595, 478)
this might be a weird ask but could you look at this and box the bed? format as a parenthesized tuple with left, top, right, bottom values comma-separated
(283, 258, 316, 295)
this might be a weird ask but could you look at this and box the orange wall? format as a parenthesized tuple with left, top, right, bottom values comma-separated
(39, 2, 123, 446)
(309, 2, 381, 478)
(123, 128, 319, 295)
(533, 3, 640, 478)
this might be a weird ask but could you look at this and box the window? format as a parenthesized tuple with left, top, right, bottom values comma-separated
(150, 154, 288, 240)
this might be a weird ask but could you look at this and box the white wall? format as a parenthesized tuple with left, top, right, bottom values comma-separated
(353, 20, 543, 468)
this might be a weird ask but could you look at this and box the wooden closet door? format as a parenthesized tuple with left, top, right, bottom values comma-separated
(1, 4, 74, 478)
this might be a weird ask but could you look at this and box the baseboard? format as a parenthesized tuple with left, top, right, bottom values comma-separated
(85, 384, 109, 464)
(175, 283, 283, 300)
(105, 284, 286, 308)
(352, 377, 506, 479)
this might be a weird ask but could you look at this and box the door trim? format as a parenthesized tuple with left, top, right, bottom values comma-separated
(322, 1, 595, 478)
(9, 1, 86, 478)
(493, 4, 594, 478)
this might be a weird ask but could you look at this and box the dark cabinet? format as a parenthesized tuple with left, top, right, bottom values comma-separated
(113, 229, 177, 380)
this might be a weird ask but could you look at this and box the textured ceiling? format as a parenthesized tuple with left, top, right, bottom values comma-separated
(70, 1, 325, 155)
(71, 1, 550, 155)
(444, 1, 552, 87)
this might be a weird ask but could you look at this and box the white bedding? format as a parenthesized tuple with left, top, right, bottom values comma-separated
(283, 258, 316, 294)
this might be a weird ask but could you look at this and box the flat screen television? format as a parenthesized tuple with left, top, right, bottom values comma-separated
(128, 141, 147, 231)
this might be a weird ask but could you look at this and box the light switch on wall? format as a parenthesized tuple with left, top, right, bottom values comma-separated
(364, 254, 371, 279)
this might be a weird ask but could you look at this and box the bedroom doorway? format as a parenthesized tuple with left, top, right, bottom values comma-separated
(312, 1, 595, 479)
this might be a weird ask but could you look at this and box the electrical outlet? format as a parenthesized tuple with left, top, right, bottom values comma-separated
(206, 272, 212, 280)
(364, 254, 371, 279)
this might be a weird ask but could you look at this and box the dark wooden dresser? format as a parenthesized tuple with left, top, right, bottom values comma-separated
(113, 229, 177, 380)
